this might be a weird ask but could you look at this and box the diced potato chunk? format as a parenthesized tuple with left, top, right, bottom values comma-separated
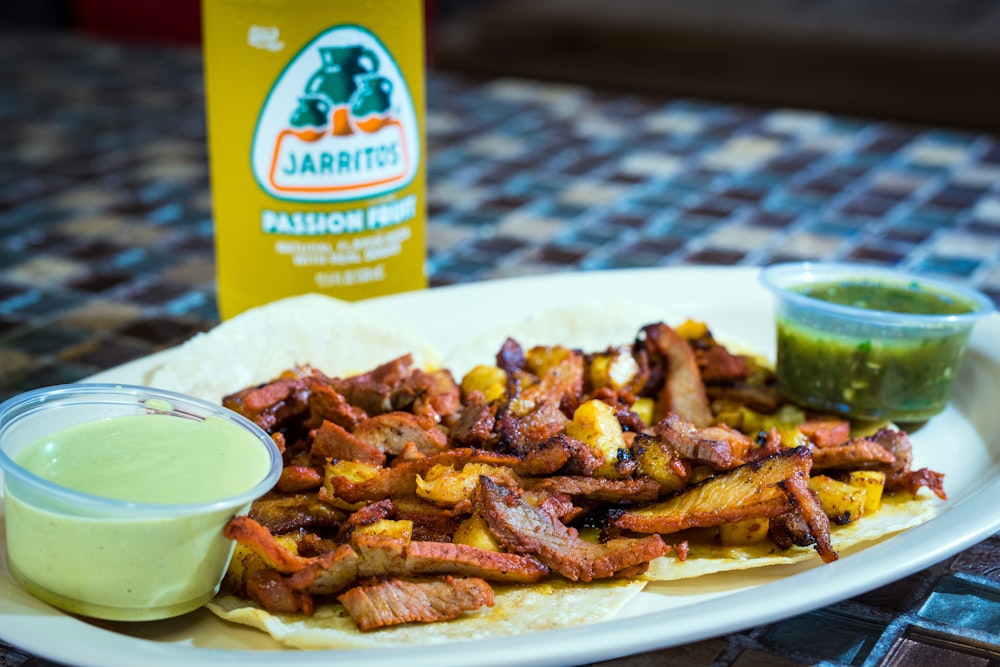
(846, 470, 886, 515)
(634, 437, 688, 494)
(718, 517, 770, 546)
(325, 459, 380, 483)
(525, 345, 572, 376)
(415, 463, 518, 507)
(809, 474, 867, 524)
(354, 519, 413, 544)
(453, 512, 501, 552)
(322, 460, 380, 510)
(461, 365, 508, 403)
(576, 526, 603, 545)
(589, 347, 638, 391)
(275, 534, 301, 553)
(631, 397, 655, 427)
(675, 319, 710, 341)
(565, 399, 627, 478)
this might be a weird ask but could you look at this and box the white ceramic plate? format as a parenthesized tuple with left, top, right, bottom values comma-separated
(2, 266, 999, 667)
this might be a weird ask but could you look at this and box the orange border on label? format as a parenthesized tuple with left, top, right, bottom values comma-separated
(267, 121, 411, 194)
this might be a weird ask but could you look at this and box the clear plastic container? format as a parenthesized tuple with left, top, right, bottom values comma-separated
(0, 384, 282, 620)
(760, 262, 996, 422)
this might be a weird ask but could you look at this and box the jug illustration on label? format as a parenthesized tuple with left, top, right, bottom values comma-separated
(252, 26, 420, 201)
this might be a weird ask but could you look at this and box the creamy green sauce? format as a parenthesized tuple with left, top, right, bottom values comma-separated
(14, 414, 270, 504)
(796, 279, 978, 315)
(5, 413, 273, 620)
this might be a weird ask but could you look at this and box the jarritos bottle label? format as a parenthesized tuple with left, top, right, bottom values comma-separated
(252, 25, 419, 200)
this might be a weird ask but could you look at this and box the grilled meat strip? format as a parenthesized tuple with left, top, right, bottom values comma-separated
(337, 576, 495, 631)
(475, 476, 670, 582)
(641, 323, 714, 428)
(224, 515, 549, 608)
(612, 447, 811, 535)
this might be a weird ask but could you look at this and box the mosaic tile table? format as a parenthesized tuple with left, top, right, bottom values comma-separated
(2, 28, 1000, 667)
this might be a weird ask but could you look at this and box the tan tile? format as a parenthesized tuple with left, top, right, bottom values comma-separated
(427, 224, 478, 252)
(464, 133, 531, 160)
(52, 186, 125, 211)
(774, 232, 845, 258)
(705, 222, 777, 252)
(161, 257, 216, 286)
(906, 141, 968, 168)
(932, 230, 1000, 259)
(59, 215, 169, 246)
(559, 180, 631, 207)
(642, 110, 705, 135)
(58, 300, 145, 332)
(496, 212, 567, 243)
(58, 214, 127, 238)
(0, 346, 35, 376)
(5, 256, 87, 287)
(619, 152, 684, 178)
(138, 161, 206, 183)
(482, 262, 564, 281)
(701, 136, 784, 171)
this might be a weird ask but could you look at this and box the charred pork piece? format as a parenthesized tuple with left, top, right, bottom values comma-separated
(328, 354, 414, 416)
(245, 568, 314, 615)
(223, 376, 310, 431)
(351, 411, 449, 457)
(810, 438, 896, 472)
(224, 515, 549, 612)
(869, 427, 947, 500)
(640, 323, 714, 427)
(797, 419, 851, 449)
(449, 391, 497, 448)
(652, 413, 754, 471)
(695, 343, 752, 384)
(475, 476, 670, 582)
(325, 448, 523, 503)
(398, 368, 461, 423)
(496, 401, 569, 456)
(338, 576, 495, 631)
(249, 492, 346, 534)
(304, 379, 367, 431)
(309, 419, 387, 466)
(522, 475, 661, 505)
(496, 337, 526, 376)
(613, 447, 810, 535)
(276, 465, 324, 493)
(779, 473, 837, 563)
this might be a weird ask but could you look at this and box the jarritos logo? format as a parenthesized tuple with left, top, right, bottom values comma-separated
(251, 25, 420, 202)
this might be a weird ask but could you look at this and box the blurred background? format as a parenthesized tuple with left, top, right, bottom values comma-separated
(3, 0, 1000, 131)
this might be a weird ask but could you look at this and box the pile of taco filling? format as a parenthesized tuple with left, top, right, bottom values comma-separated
(220, 320, 946, 631)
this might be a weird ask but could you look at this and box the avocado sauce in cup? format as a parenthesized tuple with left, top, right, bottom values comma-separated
(0, 384, 282, 621)
(760, 262, 995, 423)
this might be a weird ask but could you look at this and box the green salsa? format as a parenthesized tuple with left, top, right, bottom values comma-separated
(776, 279, 981, 422)
(776, 318, 970, 422)
(796, 280, 978, 315)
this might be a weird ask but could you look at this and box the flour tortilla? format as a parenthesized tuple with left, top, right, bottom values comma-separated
(208, 579, 645, 649)
(642, 493, 940, 580)
(146, 293, 440, 403)
(167, 296, 940, 646)
(444, 300, 680, 378)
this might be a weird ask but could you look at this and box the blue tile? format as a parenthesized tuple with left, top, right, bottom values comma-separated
(761, 608, 886, 666)
(913, 256, 982, 278)
(918, 575, 1000, 636)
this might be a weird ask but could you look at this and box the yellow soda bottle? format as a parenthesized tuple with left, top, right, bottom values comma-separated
(202, 0, 427, 319)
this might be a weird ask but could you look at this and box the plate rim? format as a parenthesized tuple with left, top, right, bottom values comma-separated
(2, 264, 999, 667)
